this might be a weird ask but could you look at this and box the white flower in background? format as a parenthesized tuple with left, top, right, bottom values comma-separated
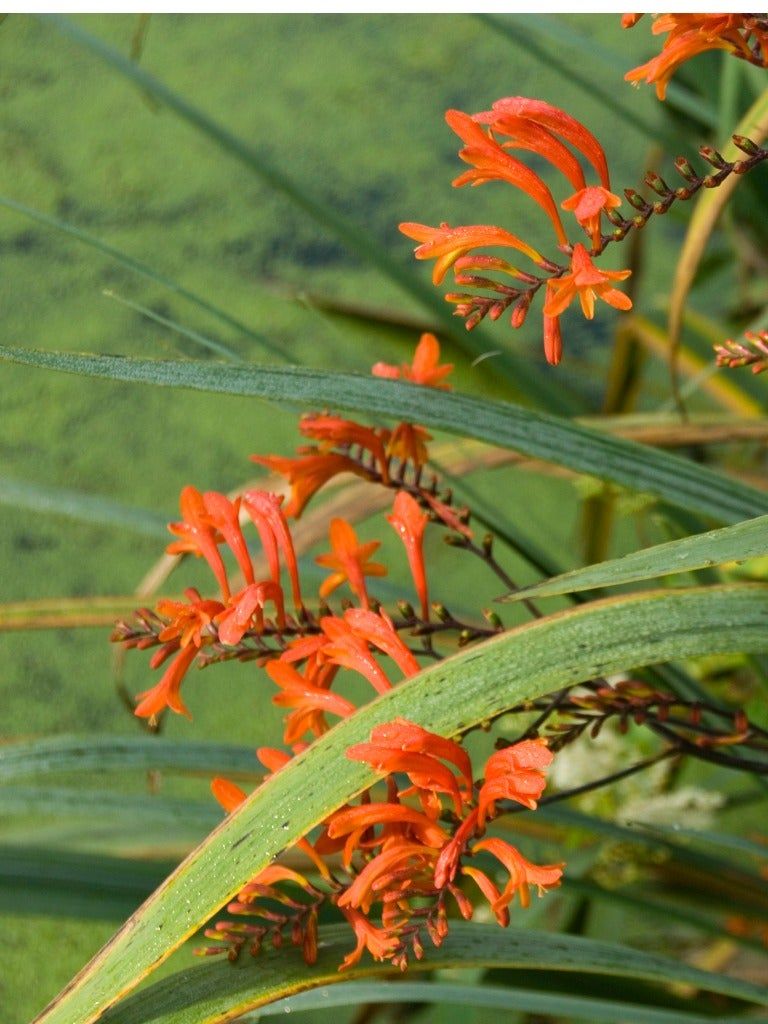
(617, 786, 725, 830)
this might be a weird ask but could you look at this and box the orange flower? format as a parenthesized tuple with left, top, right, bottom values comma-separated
(347, 718, 472, 815)
(561, 186, 622, 249)
(201, 491, 254, 588)
(624, 15, 766, 100)
(543, 313, 564, 367)
(134, 643, 198, 720)
(339, 908, 403, 970)
(399, 222, 543, 285)
(155, 587, 223, 649)
(252, 452, 373, 519)
(387, 491, 430, 620)
(211, 777, 248, 813)
(299, 414, 389, 483)
(477, 738, 553, 827)
(461, 865, 510, 927)
(446, 109, 568, 246)
(372, 333, 454, 390)
(471, 837, 563, 911)
(242, 491, 302, 609)
(134, 588, 222, 720)
(343, 608, 420, 679)
(386, 422, 432, 468)
(319, 615, 393, 694)
(328, 802, 449, 870)
(315, 518, 387, 609)
(167, 485, 230, 600)
(265, 659, 356, 743)
(337, 842, 439, 914)
(543, 243, 632, 321)
(215, 580, 286, 645)
(474, 97, 611, 190)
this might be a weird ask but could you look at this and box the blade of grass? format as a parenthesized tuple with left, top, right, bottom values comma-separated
(254, 980, 768, 1024)
(39, 14, 573, 412)
(30, 583, 768, 1024)
(3, 345, 768, 524)
(0, 736, 262, 783)
(503, 512, 768, 602)
(0, 475, 168, 538)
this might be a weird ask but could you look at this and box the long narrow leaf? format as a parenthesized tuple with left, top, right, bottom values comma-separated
(2, 347, 767, 524)
(0, 475, 168, 537)
(0, 736, 262, 783)
(98, 923, 768, 1024)
(31, 584, 768, 1024)
(257, 981, 768, 1024)
(503, 512, 768, 602)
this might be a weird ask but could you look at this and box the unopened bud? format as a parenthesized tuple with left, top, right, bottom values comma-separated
(397, 600, 415, 621)
(674, 156, 698, 182)
(482, 532, 494, 557)
(432, 602, 451, 623)
(483, 608, 504, 630)
(624, 188, 649, 212)
(699, 145, 729, 169)
(731, 133, 760, 156)
(644, 171, 671, 196)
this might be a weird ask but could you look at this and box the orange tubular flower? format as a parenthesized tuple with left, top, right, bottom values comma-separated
(347, 719, 472, 816)
(211, 777, 248, 813)
(446, 109, 568, 246)
(544, 243, 632, 322)
(399, 222, 543, 285)
(252, 452, 373, 520)
(387, 491, 430, 621)
(134, 643, 198, 720)
(471, 837, 563, 911)
(201, 491, 254, 587)
(372, 332, 454, 389)
(315, 518, 387, 610)
(339, 908, 403, 971)
(300, 414, 389, 483)
(215, 580, 286, 645)
(474, 97, 611, 190)
(319, 615, 393, 694)
(477, 738, 554, 827)
(561, 186, 622, 249)
(167, 485, 230, 600)
(624, 15, 768, 100)
(265, 660, 356, 742)
(242, 490, 302, 610)
(343, 608, 420, 679)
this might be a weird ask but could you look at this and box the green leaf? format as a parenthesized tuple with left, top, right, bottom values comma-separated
(2, 347, 767, 525)
(0, 475, 168, 538)
(30, 584, 768, 1024)
(99, 923, 768, 1024)
(37, 15, 572, 412)
(0, 787, 220, 829)
(503, 512, 768, 602)
(0, 846, 172, 921)
(254, 981, 768, 1024)
(0, 736, 262, 783)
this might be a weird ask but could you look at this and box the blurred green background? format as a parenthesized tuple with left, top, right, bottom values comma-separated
(0, 14, 755, 1022)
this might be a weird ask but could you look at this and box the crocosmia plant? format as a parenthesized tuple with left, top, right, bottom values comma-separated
(3, 13, 768, 1024)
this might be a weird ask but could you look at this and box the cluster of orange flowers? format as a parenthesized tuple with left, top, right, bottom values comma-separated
(624, 14, 768, 100)
(400, 97, 632, 366)
(114, 334, 563, 970)
(207, 724, 561, 970)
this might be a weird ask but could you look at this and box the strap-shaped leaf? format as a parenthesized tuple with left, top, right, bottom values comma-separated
(2, 346, 766, 525)
(503, 512, 768, 602)
(31, 584, 768, 1024)
(98, 923, 768, 1024)
(258, 981, 768, 1024)
(0, 737, 261, 783)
